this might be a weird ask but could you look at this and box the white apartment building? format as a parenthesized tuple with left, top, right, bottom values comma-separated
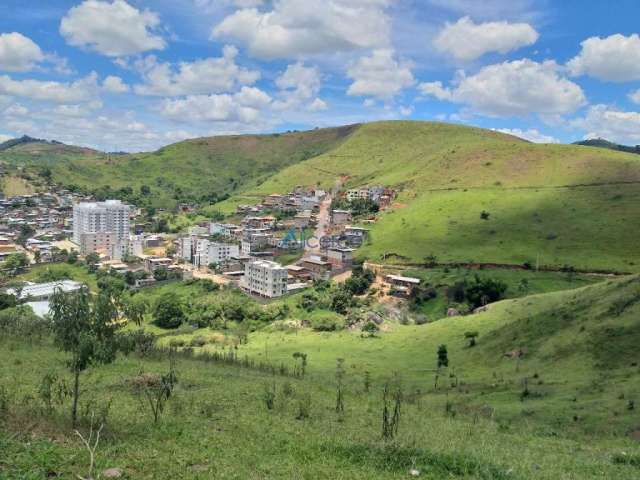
(195, 241, 239, 267)
(241, 259, 288, 298)
(179, 236, 239, 267)
(73, 200, 130, 254)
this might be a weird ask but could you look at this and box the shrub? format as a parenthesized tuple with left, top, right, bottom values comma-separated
(309, 311, 345, 331)
(153, 292, 185, 329)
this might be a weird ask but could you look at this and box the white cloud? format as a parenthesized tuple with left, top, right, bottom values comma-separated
(495, 127, 558, 143)
(134, 45, 259, 96)
(212, 0, 392, 59)
(0, 73, 100, 103)
(567, 34, 640, 82)
(418, 81, 452, 100)
(434, 16, 538, 62)
(572, 104, 640, 145)
(629, 89, 640, 105)
(3, 104, 29, 117)
(60, 0, 165, 57)
(419, 59, 585, 117)
(347, 49, 414, 99)
(0, 134, 12, 143)
(103, 75, 129, 93)
(0, 32, 44, 72)
(309, 98, 328, 111)
(273, 62, 326, 111)
(159, 86, 271, 123)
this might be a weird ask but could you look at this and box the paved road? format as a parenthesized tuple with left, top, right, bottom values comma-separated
(306, 194, 332, 254)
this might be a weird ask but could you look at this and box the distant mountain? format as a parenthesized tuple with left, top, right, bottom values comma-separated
(0, 135, 98, 157)
(573, 138, 640, 155)
(0, 135, 48, 152)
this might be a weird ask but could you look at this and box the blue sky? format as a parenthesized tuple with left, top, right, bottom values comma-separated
(0, 0, 640, 151)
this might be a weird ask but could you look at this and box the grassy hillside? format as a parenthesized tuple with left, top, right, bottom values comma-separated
(0, 126, 357, 207)
(218, 121, 640, 272)
(2, 275, 639, 479)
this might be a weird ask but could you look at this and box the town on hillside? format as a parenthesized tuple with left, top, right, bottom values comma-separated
(0, 182, 417, 316)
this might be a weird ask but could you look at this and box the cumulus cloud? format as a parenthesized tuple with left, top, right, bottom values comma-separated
(419, 59, 585, 117)
(495, 127, 559, 143)
(0, 73, 100, 103)
(60, 0, 165, 57)
(0, 32, 44, 72)
(434, 16, 538, 61)
(567, 34, 640, 82)
(159, 86, 271, 123)
(134, 45, 259, 96)
(0, 133, 12, 143)
(572, 104, 640, 145)
(273, 62, 326, 111)
(212, 0, 392, 59)
(103, 75, 129, 93)
(629, 89, 640, 105)
(347, 49, 414, 99)
(3, 103, 29, 117)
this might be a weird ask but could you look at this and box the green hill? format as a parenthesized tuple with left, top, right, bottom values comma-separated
(219, 121, 640, 272)
(574, 138, 640, 155)
(3, 121, 639, 271)
(0, 125, 357, 207)
(2, 274, 639, 479)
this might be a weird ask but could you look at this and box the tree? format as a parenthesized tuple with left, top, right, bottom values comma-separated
(33, 249, 42, 264)
(464, 331, 479, 347)
(153, 292, 184, 329)
(123, 294, 148, 327)
(437, 344, 449, 368)
(50, 288, 123, 427)
(85, 252, 100, 273)
(464, 275, 508, 309)
(0, 293, 17, 311)
(16, 224, 35, 246)
(153, 267, 169, 281)
(67, 250, 79, 264)
(3, 253, 29, 276)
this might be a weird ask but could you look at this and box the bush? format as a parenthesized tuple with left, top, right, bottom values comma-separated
(190, 336, 208, 347)
(309, 311, 345, 331)
(153, 292, 185, 329)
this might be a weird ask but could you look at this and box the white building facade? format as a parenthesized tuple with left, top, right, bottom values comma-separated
(72, 200, 130, 255)
(241, 260, 288, 298)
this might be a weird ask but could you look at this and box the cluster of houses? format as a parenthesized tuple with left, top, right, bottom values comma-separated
(0, 191, 80, 261)
(2, 179, 412, 306)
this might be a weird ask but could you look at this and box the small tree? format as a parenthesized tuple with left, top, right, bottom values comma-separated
(464, 331, 479, 347)
(50, 288, 123, 427)
(131, 357, 178, 424)
(437, 344, 449, 368)
(123, 294, 148, 327)
(3, 253, 29, 276)
(84, 252, 100, 273)
(153, 292, 184, 329)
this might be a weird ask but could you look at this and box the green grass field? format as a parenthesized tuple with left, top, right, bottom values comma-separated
(2, 275, 640, 479)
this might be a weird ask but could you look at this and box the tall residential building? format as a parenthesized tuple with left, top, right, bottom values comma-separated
(241, 259, 288, 298)
(72, 200, 130, 254)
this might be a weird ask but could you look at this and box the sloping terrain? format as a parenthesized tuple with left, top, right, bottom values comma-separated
(2, 275, 639, 479)
(0, 125, 358, 207)
(220, 121, 640, 272)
